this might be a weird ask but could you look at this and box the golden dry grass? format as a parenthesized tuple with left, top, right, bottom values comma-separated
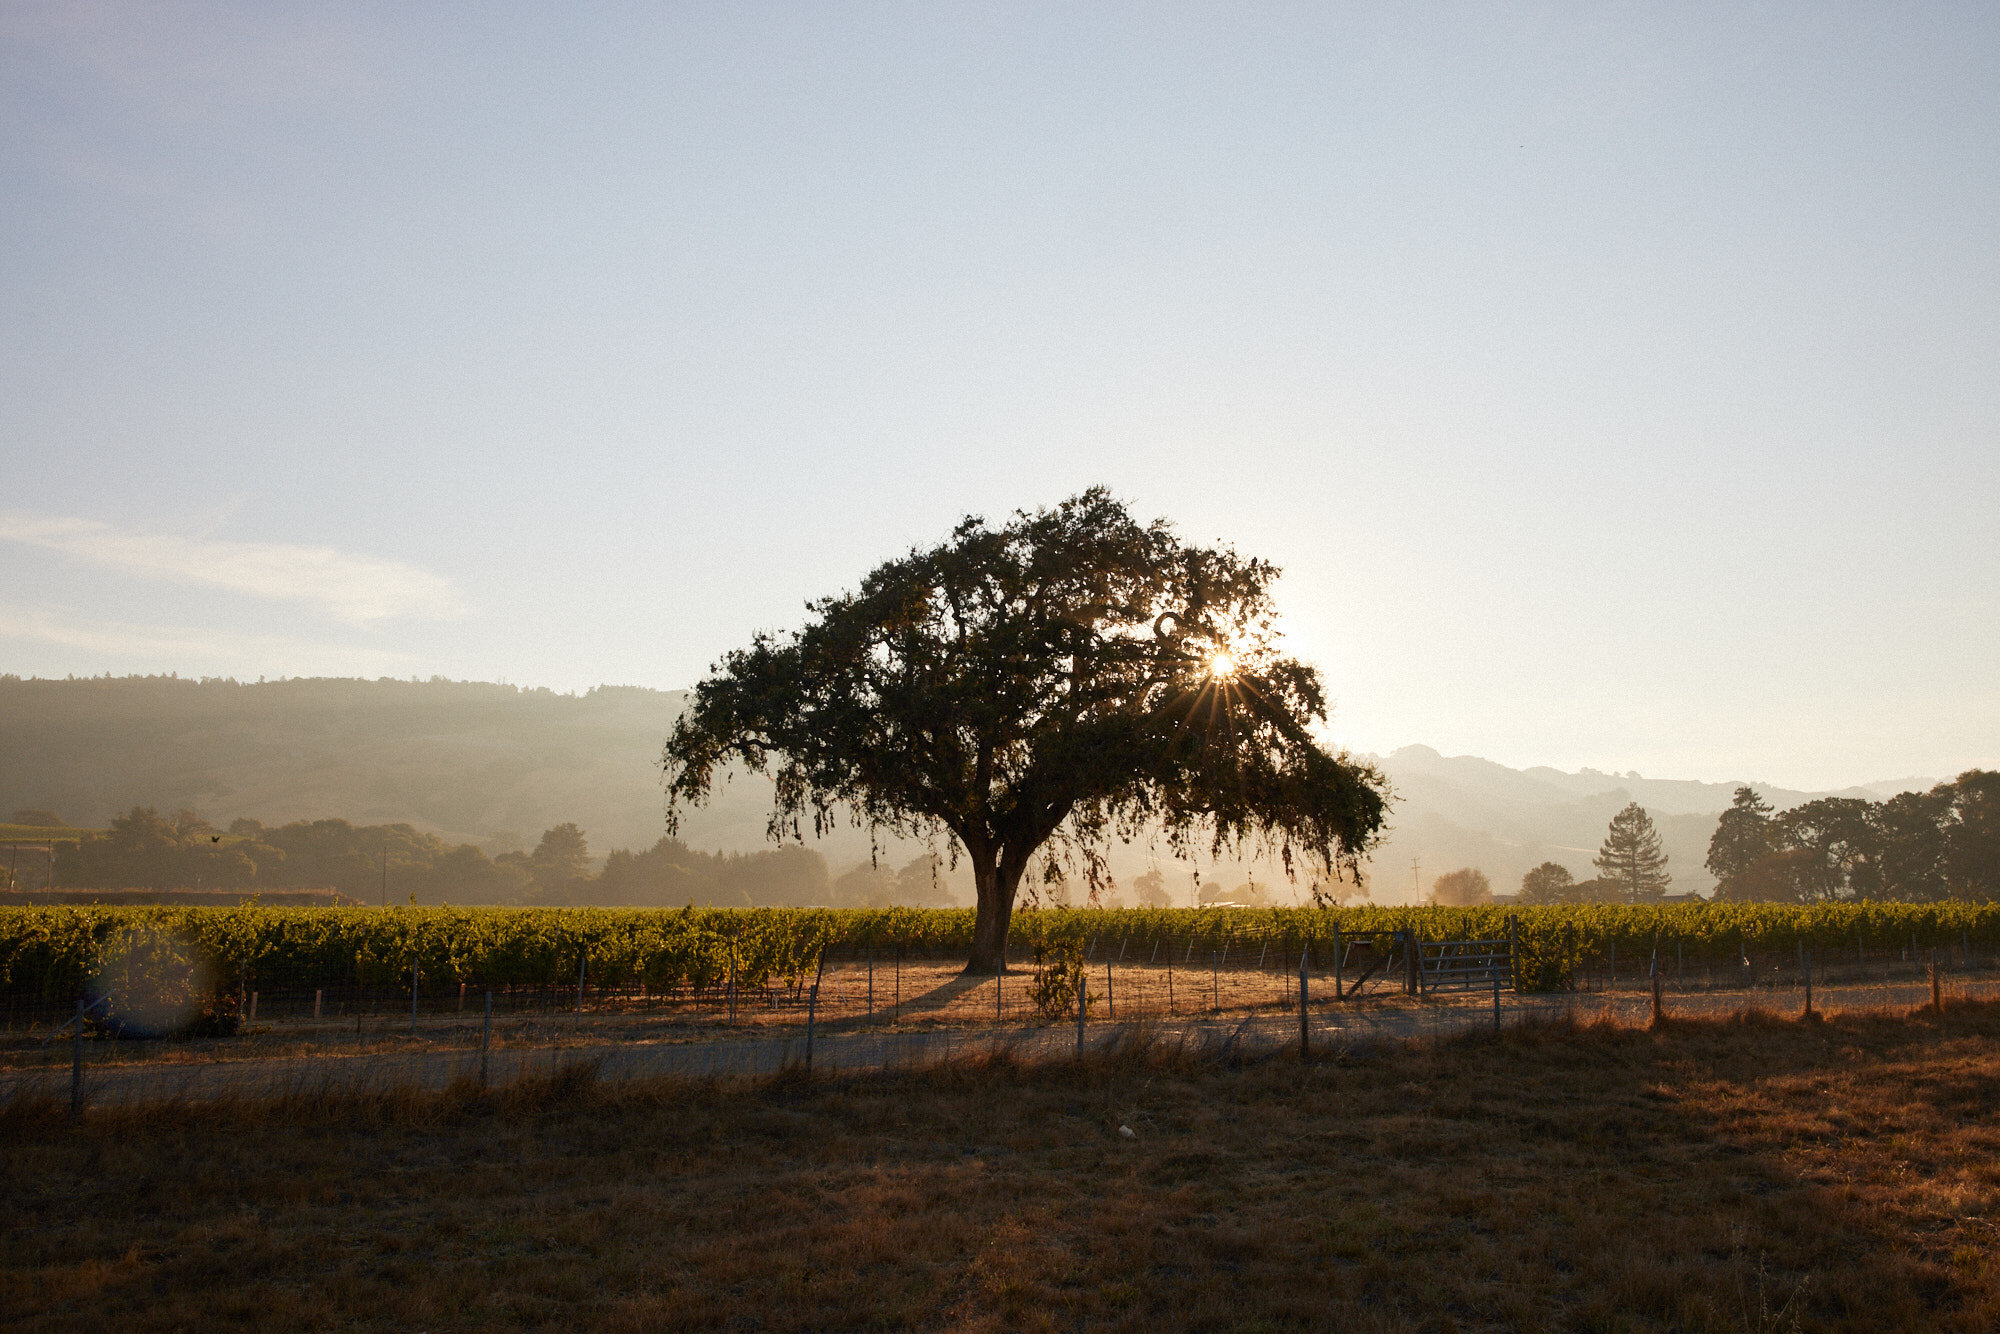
(3, 1002, 1998, 1332)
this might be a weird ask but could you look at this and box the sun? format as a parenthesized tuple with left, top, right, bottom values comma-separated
(1208, 651, 1236, 679)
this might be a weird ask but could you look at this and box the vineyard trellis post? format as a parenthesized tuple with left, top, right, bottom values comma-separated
(70, 998, 84, 1118)
(1298, 947, 1309, 1058)
(805, 947, 826, 1073)
(1333, 924, 1344, 1000)
(1075, 973, 1086, 1057)
(480, 989, 492, 1089)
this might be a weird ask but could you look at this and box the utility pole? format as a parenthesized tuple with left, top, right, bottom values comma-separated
(1411, 857, 1421, 903)
(381, 838, 388, 908)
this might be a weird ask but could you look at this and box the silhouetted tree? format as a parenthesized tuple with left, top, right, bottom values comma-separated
(1130, 868, 1172, 907)
(1594, 802, 1671, 901)
(1772, 797, 1878, 902)
(1873, 788, 1951, 901)
(529, 822, 591, 893)
(1705, 787, 1774, 895)
(1944, 770, 2000, 902)
(663, 489, 1389, 973)
(1518, 861, 1576, 904)
(1429, 866, 1492, 906)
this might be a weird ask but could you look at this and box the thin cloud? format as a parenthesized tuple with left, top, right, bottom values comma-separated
(0, 603, 420, 675)
(0, 513, 462, 624)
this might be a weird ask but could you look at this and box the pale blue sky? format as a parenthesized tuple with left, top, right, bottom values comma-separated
(2, 2, 1995, 790)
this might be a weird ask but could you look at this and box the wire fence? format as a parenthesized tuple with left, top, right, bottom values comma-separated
(5, 927, 1998, 1110)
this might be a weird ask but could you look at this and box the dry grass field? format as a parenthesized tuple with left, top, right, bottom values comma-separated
(3, 1001, 1998, 1333)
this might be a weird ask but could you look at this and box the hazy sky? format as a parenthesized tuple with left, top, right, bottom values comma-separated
(3, 3, 1995, 791)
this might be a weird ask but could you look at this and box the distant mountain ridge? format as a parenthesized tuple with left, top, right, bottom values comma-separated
(0, 675, 1935, 902)
(1358, 745, 1932, 900)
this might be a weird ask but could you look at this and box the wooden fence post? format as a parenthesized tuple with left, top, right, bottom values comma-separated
(1651, 972, 1664, 1028)
(1803, 949, 1813, 1018)
(576, 949, 587, 1015)
(70, 998, 84, 1119)
(1076, 973, 1087, 1058)
(1105, 960, 1114, 1020)
(314, 988, 323, 1020)
(481, 989, 492, 1090)
(1932, 948, 1942, 1011)
(1332, 925, 1344, 1000)
(805, 982, 818, 1073)
(1299, 948, 1309, 1059)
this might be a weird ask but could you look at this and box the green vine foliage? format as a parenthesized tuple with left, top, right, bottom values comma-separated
(3, 902, 1998, 1002)
(1027, 938, 1090, 1022)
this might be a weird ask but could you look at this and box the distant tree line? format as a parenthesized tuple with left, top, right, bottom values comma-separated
(1471, 801, 1676, 905)
(26, 807, 963, 909)
(1703, 772, 1999, 902)
(1498, 774, 2000, 906)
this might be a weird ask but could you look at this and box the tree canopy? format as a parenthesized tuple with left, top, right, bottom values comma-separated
(1518, 861, 1577, 904)
(1707, 773, 2000, 903)
(1429, 867, 1493, 906)
(663, 489, 1389, 971)
(1595, 802, 1672, 901)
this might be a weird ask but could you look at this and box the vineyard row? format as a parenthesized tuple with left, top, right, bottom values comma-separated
(6, 901, 2000, 1000)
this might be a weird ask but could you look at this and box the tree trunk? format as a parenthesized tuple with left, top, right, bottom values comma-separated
(964, 857, 1024, 975)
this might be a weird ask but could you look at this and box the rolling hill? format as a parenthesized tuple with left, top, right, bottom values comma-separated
(0, 675, 1928, 902)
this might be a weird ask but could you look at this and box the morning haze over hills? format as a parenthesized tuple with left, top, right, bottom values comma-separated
(0, 674, 1924, 904)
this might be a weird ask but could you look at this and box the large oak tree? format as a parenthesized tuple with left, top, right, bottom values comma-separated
(662, 489, 1389, 972)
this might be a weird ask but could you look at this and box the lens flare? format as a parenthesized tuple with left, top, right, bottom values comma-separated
(1209, 651, 1236, 678)
(90, 926, 213, 1038)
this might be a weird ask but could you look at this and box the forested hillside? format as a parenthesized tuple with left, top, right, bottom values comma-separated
(0, 675, 1938, 904)
(0, 674, 764, 857)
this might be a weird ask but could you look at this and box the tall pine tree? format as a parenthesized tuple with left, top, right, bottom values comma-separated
(1595, 801, 1671, 901)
